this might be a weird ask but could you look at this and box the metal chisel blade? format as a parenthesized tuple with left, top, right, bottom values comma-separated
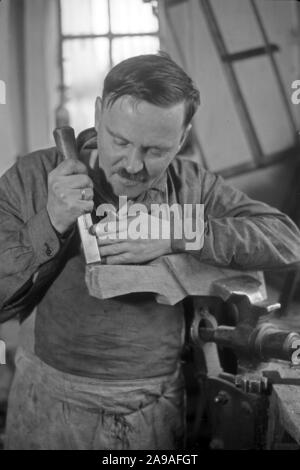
(77, 214, 101, 264)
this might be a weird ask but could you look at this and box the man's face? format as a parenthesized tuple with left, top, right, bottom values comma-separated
(95, 95, 188, 199)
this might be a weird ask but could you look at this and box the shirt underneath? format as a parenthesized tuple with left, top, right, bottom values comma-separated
(35, 237, 185, 379)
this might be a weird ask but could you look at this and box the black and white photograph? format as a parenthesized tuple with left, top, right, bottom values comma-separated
(0, 0, 300, 454)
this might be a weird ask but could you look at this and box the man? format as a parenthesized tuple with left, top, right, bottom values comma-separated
(0, 53, 300, 450)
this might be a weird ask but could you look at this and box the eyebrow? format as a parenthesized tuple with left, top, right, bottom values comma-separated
(106, 125, 129, 142)
(105, 124, 173, 151)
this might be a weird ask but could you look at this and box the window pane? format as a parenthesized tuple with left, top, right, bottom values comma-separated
(110, 0, 158, 34)
(112, 36, 160, 64)
(61, 0, 109, 35)
(63, 39, 110, 133)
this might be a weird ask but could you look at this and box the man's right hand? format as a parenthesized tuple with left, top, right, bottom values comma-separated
(46, 160, 94, 234)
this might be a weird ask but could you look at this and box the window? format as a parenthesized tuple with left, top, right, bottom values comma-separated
(58, 0, 160, 134)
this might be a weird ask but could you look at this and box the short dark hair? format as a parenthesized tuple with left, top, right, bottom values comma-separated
(102, 52, 200, 127)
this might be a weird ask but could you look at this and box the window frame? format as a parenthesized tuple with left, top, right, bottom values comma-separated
(57, 0, 160, 116)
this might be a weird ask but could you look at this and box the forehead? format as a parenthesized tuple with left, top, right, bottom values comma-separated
(101, 95, 185, 145)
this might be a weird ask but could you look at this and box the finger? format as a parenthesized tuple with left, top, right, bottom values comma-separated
(78, 187, 94, 201)
(55, 188, 94, 203)
(77, 200, 94, 214)
(99, 242, 129, 257)
(91, 218, 129, 237)
(97, 229, 129, 242)
(97, 236, 122, 246)
(106, 252, 132, 265)
(90, 222, 115, 237)
(92, 220, 126, 238)
(89, 224, 97, 236)
(56, 159, 88, 176)
(66, 174, 94, 189)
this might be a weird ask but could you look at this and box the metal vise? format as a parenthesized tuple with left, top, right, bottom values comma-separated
(190, 275, 300, 364)
(187, 275, 300, 449)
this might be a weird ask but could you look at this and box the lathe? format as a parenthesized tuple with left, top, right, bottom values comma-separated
(185, 275, 300, 450)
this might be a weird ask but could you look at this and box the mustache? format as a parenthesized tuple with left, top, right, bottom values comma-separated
(116, 168, 148, 183)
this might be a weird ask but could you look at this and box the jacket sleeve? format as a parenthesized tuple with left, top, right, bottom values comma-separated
(0, 159, 70, 323)
(197, 170, 300, 270)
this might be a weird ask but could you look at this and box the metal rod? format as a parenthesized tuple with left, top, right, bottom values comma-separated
(107, 0, 113, 69)
(223, 44, 279, 63)
(57, 0, 64, 102)
(200, 0, 264, 165)
(62, 32, 159, 40)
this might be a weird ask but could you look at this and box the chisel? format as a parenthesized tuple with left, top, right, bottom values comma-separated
(53, 126, 101, 264)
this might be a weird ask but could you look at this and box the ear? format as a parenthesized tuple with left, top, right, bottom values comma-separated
(178, 123, 192, 152)
(94, 96, 103, 129)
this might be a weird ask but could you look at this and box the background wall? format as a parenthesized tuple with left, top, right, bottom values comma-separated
(159, 0, 300, 209)
(0, 0, 59, 176)
(24, 0, 60, 153)
(0, 0, 26, 175)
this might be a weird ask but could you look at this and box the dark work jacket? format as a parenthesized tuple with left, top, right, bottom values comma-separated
(0, 129, 300, 378)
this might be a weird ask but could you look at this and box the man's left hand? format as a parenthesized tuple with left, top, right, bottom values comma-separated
(91, 212, 172, 264)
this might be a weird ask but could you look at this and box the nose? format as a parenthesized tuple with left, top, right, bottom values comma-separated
(125, 147, 144, 174)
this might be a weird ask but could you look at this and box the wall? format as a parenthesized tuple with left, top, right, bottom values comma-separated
(24, 0, 60, 152)
(228, 158, 297, 210)
(0, 0, 60, 177)
(0, 0, 26, 175)
(159, 0, 300, 209)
